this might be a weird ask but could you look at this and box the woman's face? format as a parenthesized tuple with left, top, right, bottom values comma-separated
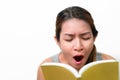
(56, 18, 95, 70)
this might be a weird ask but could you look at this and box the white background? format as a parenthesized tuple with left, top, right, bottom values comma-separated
(0, 0, 120, 80)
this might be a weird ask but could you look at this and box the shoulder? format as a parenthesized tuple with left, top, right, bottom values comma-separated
(41, 58, 52, 64)
(101, 53, 115, 60)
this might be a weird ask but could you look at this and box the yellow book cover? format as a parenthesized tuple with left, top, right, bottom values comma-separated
(41, 60, 119, 80)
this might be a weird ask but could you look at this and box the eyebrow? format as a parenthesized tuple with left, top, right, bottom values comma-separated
(80, 32, 92, 36)
(64, 33, 74, 37)
(64, 32, 91, 36)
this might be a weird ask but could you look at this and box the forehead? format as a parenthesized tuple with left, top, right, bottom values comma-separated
(61, 18, 92, 33)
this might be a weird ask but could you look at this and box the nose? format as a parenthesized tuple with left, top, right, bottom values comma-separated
(74, 39, 83, 51)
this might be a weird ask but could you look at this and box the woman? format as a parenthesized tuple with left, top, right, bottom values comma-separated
(37, 6, 115, 80)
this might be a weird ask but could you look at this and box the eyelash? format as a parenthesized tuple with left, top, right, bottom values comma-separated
(64, 37, 91, 42)
(65, 39, 72, 42)
(82, 37, 91, 40)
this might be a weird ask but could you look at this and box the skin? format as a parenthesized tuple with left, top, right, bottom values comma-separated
(37, 18, 115, 80)
(55, 18, 95, 70)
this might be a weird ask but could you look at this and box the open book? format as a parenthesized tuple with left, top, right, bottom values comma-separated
(41, 60, 119, 80)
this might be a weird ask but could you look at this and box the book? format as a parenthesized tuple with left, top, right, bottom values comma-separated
(41, 60, 119, 80)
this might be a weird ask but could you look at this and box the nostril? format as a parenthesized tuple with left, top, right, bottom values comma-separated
(74, 48, 83, 52)
(73, 39, 84, 51)
(74, 42, 83, 51)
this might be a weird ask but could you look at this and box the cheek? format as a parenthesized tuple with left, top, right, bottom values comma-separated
(59, 38, 72, 49)
(83, 42, 94, 61)
(60, 42, 71, 52)
(84, 40, 94, 52)
(59, 41, 73, 56)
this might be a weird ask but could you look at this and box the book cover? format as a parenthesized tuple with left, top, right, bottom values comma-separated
(41, 60, 119, 80)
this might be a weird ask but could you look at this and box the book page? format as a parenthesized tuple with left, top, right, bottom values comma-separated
(118, 62, 120, 80)
(79, 60, 118, 80)
(41, 62, 81, 79)
(79, 60, 117, 75)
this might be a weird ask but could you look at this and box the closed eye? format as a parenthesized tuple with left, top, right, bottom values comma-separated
(82, 37, 91, 40)
(64, 39, 73, 42)
(80, 32, 92, 40)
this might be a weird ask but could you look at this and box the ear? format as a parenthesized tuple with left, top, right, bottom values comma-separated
(54, 36, 60, 47)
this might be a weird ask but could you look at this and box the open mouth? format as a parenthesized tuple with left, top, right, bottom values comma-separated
(73, 55, 84, 62)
